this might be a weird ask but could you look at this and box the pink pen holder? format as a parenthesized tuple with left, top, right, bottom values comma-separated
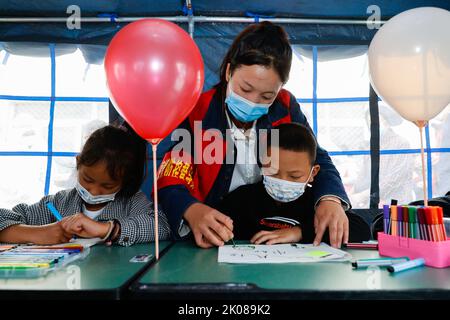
(378, 232, 450, 268)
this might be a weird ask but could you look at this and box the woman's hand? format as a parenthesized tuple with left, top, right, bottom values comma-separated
(251, 226, 302, 245)
(313, 199, 349, 248)
(184, 202, 234, 248)
(61, 213, 110, 239)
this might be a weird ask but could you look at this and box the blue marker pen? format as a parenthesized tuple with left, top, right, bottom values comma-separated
(387, 258, 425, 273)
(46, 202, 63, 221)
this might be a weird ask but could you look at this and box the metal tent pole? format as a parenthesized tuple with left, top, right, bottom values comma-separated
(0, 16, 386, 25)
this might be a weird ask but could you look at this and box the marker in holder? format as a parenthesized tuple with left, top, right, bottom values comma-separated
(378, 232, 450, 268)
(378, 204, 450, 268)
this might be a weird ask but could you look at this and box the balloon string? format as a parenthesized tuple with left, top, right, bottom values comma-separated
(419, 125, 428, 206)
(152, 143, 160, 260)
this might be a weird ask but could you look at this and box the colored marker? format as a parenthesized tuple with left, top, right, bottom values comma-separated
(391, 205, 398, 236)
(424, 208, 435, 241)
(0, 262, 51, 268)
(383, 205, 390, 234)
(436, 207, 444, 241)
(387, 258, 425, 273)
(0, 265, 48, 270)
(428, 207, 437, 241)
(431, 207, 441, 241)
(397, 206, 403, 237)
(27, 245, 83, 251)
(46, 202, 63, 221)
(402, 206, 409, 238)
(16, 248, 82, 254)
(352, 257, 409, 269)
(444, 217, 450, 241)
(435, 207, 445, 241)
(416, 207, 423, 240)
(408, 207, 417, 239)
(1, 251, 72, 257)
(343, 243, 378, 250)
(417, 208, 427, 241)
(414, 207, 420, 240)
(439, 208, 447, 240)
(0, 259, 51, 263)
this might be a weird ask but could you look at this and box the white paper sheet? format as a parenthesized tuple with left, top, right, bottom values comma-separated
(218, 243, 352, 264)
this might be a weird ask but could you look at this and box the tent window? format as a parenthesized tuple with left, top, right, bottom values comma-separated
(0, 44, 108, 209)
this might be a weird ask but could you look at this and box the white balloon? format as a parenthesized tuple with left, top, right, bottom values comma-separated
(368, 7, 450, 122)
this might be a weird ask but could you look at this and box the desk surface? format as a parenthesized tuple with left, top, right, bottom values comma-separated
(0, 241, 172, 299)
(132, 241, 450, 299)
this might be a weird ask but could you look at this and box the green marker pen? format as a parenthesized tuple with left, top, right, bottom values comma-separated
(409, 207, 417, 239)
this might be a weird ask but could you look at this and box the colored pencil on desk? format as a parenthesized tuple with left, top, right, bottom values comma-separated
(15, 248, 81, 254)
(0, 262, 51, 268)
(27, 245, 84, 251)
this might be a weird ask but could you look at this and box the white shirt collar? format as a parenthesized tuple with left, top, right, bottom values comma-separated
(225, 110, 257, 141)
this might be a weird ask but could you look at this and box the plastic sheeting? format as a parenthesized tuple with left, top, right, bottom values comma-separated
(0, 1, 449, 44)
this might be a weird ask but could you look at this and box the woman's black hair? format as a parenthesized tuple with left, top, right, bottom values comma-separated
(77, 123, 147, 197)
(217, 21, 292, 89)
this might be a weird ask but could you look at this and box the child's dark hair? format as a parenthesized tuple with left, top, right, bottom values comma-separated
(217, 21, 292, 87)
(268, 123, 317, 164)
(77, 123, 147, 197)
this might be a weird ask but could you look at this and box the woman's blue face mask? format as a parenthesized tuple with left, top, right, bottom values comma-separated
(225, 79, 273, 122)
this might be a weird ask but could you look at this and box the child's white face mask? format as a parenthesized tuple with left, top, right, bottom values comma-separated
(263, 168, 313, 203)
(75, 181, 118, 205)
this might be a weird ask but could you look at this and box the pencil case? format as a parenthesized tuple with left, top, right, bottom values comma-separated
(378, 232, 450, 268)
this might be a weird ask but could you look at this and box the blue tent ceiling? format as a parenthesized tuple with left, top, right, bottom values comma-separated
(0, 1, 449, 44)
(1, 0, 449, 18)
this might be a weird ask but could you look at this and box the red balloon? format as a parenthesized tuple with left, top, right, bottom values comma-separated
(105, 19, 204, 143)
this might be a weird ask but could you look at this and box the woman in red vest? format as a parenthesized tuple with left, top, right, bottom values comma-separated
(158, 22, 351, 248)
